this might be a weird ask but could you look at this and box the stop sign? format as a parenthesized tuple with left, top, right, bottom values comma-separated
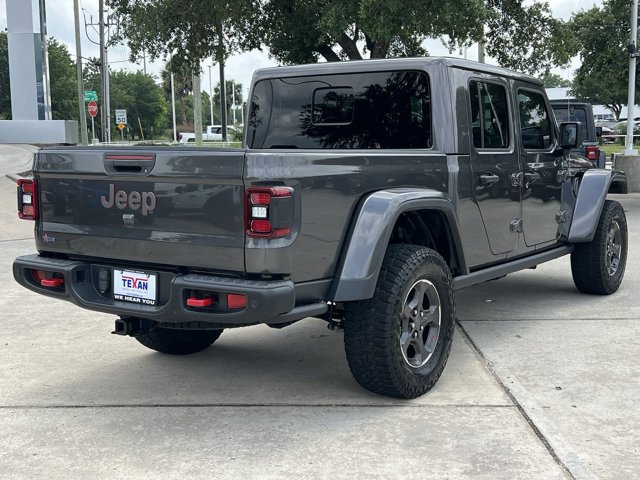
(87, 100, 98, 118)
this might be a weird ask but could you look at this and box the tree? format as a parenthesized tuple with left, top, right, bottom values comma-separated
(541, 72, 572, 88)
(48, 38, 79, 121)
(160, 59, 193, 127)
(84, 67, 168, 139)
(213, 80, 244, 125)
(571, 0, 638, 120)
(108, 0, 260, 69)
(109, 0, 576, 76)
(260, 0, 576, 74)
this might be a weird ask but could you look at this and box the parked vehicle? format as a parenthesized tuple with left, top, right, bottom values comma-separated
(596, 125, 615, 144)
(14, 58, 628, 399)
(550, 100, 604, 168)
(178, 125, 236, 143)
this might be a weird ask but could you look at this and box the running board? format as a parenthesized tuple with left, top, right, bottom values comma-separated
(453, 245, 573, 291)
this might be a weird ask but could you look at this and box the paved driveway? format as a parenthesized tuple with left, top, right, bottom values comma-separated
(0, 161, 637, 478)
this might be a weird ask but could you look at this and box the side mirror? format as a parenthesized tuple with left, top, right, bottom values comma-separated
(560, 122, 581, 149)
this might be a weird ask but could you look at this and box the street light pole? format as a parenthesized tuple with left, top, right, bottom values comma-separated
(208, 64, 214, 126)
(625, 0, 639, 154)
(170, 73, 177, 142)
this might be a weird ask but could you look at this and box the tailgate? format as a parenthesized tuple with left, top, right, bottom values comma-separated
(35, 147, 246, 272)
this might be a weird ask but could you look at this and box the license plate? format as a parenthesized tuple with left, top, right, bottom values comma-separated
(113, 269, 157, 306)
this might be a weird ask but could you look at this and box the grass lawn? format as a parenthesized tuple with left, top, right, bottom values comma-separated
(602, 143, 626, 158)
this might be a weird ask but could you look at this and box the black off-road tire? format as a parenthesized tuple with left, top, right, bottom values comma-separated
(571, 199, 627, 295)
(136, 326, 223, 355)
(343, 244, 455, 399)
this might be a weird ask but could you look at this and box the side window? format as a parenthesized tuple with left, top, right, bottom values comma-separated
(518, 90, 553, 150)
(469, 81, 510, 149)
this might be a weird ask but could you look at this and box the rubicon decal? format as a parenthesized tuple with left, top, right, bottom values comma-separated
(100, 184, 157, 216)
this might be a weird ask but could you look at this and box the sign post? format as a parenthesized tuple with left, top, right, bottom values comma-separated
(87, 100, 98, 143)
(115, 109, 127, 143)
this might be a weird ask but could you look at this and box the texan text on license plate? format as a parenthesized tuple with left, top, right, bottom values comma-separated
(113, 269, 157, 305)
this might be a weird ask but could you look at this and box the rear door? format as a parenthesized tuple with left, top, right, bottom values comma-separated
(36, 147, 246, 272)
(515, 86, 563, 246)
(467, 77, 521, 255)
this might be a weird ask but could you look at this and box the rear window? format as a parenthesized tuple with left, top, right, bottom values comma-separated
(247, 71, 432, 149)
(552, 105, 588, 142)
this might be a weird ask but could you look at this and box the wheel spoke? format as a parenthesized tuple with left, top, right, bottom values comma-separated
(413, 337, 430, 365)
(421, 306, 440, 325)
(611, 243, 621, 258)
(399, 278, 442, 369)
(400, 332, 413, 359)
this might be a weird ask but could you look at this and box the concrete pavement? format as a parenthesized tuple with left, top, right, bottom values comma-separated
(0, 167, 638, 478)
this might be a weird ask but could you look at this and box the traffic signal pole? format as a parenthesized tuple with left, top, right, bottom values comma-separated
(73, 0, 88, 145)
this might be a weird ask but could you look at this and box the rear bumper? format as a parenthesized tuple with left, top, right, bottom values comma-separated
(12, 254, 319, 327)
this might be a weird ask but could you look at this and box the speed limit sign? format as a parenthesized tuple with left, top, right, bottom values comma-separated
(115, 109, 127, 125)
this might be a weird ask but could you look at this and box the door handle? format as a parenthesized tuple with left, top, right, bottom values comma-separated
(479, 174, 499, 186)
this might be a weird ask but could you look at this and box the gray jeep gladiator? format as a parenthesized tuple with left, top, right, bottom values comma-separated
(13, 58, 628, 399)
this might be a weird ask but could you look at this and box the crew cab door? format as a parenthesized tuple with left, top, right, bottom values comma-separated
(514, 85, 563, 246)
(467, 77, 521, 255)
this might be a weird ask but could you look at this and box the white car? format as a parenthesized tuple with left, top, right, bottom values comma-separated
(178, 125, 236, 143)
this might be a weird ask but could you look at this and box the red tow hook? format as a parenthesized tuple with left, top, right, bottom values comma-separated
(41, 278, 64, 288)
(186, 297, 214, 308)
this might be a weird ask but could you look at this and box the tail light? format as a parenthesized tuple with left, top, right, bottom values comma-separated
(585, 145, 599, 161)
(17, 178, 38, 220)
(246, 186, 294, 238)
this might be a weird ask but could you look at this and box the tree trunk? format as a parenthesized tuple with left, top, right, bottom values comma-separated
(318, 45, 341, 62)
(337, 32, 362, 60)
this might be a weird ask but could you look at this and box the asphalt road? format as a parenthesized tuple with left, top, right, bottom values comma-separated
(0, 149, 638, 479)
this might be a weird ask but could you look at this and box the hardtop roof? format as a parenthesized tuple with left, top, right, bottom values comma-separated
(251, 56, 542, 86)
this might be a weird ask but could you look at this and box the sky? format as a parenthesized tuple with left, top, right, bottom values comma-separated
(0, 0, 603, 105)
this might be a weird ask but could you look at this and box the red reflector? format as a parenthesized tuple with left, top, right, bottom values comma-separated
(272, 227, 291, 237)
(227, 293, 247, 309)
(250, 219, 271, 233)
(22, 205, 35, 217)
(250, 192, 271, 205)
(586, 146, 599, 161)
(41, 278, 64, 288)
(186, 297, 214, 308)
(32, 270, 45, 283)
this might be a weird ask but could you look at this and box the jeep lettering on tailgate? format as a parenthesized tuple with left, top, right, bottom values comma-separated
(100, 183, 157, 216)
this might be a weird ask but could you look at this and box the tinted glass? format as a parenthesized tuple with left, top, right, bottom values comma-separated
(470, 81, 510, 149)
(247, 71, 432, 149)
(518, 90, 553, 150)
(552, 105, 588, 142)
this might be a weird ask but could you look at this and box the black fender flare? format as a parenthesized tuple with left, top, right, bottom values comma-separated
(569, 169, 627, 243)
(328, 188, 466, 302)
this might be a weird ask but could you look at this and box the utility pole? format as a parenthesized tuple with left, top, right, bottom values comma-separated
(217, 25, 228, 142)
(193, 73, 203, 146)
(626, 0, 639, 154)
(171, 73, 177, 142)
(219, 60, 227, 141)
(231, 80, 236, 126)
(73, 0, 88, 145)
(98, 0, 110, 143)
